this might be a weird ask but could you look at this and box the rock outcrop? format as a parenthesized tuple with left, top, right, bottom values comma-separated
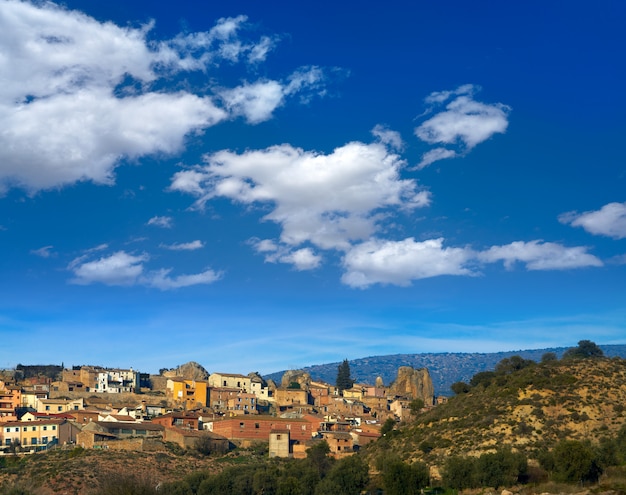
(163, 361, 210, 381)
(389, 366, 434, 405)
(281, 370, 312, 391)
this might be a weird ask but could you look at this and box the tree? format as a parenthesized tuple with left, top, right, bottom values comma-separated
(306, 440, 333, 477)
(495, 355, 535, 374)
(380, 417, 396, 436)
(563, 340, 604, 359)
(409, 398, 425, 415)
(541, 352, 558, 363)
(335, 359, 354, 392)
(443, 455, 478, 490)
(379, 455, 429, 495)
(450, 381, 470, 394)
(469, 371, 497, 388)
(315, 455, 369, 495)
(551, 440, 602, 483)
(475, 448, 527, 489)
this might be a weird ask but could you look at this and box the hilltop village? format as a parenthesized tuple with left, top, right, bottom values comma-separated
(0, 362, 440, 459)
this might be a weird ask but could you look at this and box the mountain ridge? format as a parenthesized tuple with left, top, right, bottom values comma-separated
(265, 344, 626, 396)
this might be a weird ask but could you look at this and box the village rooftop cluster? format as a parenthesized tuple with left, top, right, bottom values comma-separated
(0, 364, 442, 459)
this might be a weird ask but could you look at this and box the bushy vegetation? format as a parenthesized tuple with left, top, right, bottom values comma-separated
(157, 442, 369, 495)
(366, 341, 626, 491)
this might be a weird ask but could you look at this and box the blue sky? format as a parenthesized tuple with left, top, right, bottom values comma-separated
(1, 0, 625, 375)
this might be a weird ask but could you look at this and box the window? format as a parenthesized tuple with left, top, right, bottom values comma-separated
(52, 425, 56, 430)
(32, 427, 36, 431)
(42, 437, 48, 444)
(57, 406, 62, 412)
(23, 427, 27, 431)
(276, 434, 281, 440)
(45, 406, 50, 411)
(5, 439, 10, 446)
(239, 422, 244, 428)
(4, 428, 9, 433)
(255, 423, 260, 429)
(14, 428, 19, 432)
(31, 438, 38, 445)
(43, 426, 47, 431)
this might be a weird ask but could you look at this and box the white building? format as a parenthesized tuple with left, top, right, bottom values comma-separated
(95, 368, 138, 393)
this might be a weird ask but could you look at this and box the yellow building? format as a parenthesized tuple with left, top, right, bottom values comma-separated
(166, 378, 208, 409)
(2, 419, 62, 449)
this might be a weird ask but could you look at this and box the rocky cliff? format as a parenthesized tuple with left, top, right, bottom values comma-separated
(389, 366, 434, 404)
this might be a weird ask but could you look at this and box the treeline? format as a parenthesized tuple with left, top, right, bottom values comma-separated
(442, 428, 626, 490)
(124, 449, 432, 495)
(450, 340, 605, 394)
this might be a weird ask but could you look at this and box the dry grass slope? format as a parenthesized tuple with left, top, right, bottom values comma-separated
(371, 357, 626, 466)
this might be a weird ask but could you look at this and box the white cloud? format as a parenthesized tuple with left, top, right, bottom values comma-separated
(161, 15, 278, 69)
(478, 240, 603, 270)
(415, 148, 457, 170)
(371, 125, 404, 151)
(281, 248, 322, 270)
(341, 237, 604, 288)
(68, 250, 220, 289)
(342, 238, 475, 288)
(423, 84, 475, 105)
(69, 251, 147, 286)
(148, 268, 221, 290)
(218, 81, 284, 124)
(217, 66, 325, 124)
(415, 84, 510, 168)
(0, 1, 320, 193)
(250, 239, 321, 270)
(559, 202, 626, 239)
(30, 245, 55, 258)
(147, 216, 173, 228)
(160, 240, 204, 251)
(171, 141, 430, 251)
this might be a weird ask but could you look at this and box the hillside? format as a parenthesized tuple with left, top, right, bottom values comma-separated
(266, 344, 626, 396)
(366, 356, 626, 467)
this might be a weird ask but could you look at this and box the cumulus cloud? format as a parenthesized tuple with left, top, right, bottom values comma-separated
(69, 251, 148, 286)
(68, 250, 220, 289)
(160, 240, 204, 251)
(341, 238, 603, 288)
(414, 84, 510, 168)
(147, 216, 173, 228)
(559, 202, 626, 239)
(0, 1, 323, 193)
(342, 237, 475, 288)
(170, 141, 430, 253)
(217, 66, 325, 124)
(478, 240, 603, 271)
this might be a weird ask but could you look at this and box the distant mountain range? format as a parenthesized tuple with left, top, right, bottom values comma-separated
(265, 344, 626, 396)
